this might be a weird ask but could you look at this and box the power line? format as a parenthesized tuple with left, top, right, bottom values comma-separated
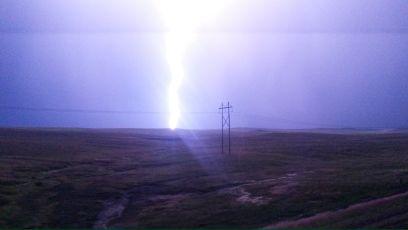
(235, 112, 342, 128)
(0, 105, 373, 128)
(0, 106, 159, 114)
(234, 112, 386, 129)
(0, 105, 217, 115)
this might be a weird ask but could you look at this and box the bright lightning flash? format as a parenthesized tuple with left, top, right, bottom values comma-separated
(156, 0, 229, 130)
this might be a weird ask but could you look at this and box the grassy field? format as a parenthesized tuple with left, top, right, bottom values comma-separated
(0, 128, 407, 228)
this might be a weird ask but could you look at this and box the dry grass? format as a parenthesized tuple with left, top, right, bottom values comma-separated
(0, 128, 407, 228)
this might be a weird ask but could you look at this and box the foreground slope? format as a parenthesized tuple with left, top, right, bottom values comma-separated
(0, 128, 407, 228)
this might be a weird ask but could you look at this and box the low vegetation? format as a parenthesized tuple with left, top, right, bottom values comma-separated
(0, 128, 407, 228)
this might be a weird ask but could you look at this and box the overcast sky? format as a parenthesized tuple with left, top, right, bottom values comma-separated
(1, 0, 408, 129)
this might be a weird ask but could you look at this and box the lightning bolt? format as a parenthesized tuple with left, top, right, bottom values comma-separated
(155, 0, 230, 129)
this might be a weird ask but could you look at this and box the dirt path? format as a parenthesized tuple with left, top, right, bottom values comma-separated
(92, 173, 300, 228)
(219, 173, 298, 206)
(93, 192, 130, 229)
(265, 191, 408, 229)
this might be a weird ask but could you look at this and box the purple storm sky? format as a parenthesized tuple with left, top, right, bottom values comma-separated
(0, 0, 408, 129)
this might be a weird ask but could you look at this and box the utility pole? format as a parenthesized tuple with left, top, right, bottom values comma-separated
(228, 102, 231, 155)
(219, 102, 232, 154)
